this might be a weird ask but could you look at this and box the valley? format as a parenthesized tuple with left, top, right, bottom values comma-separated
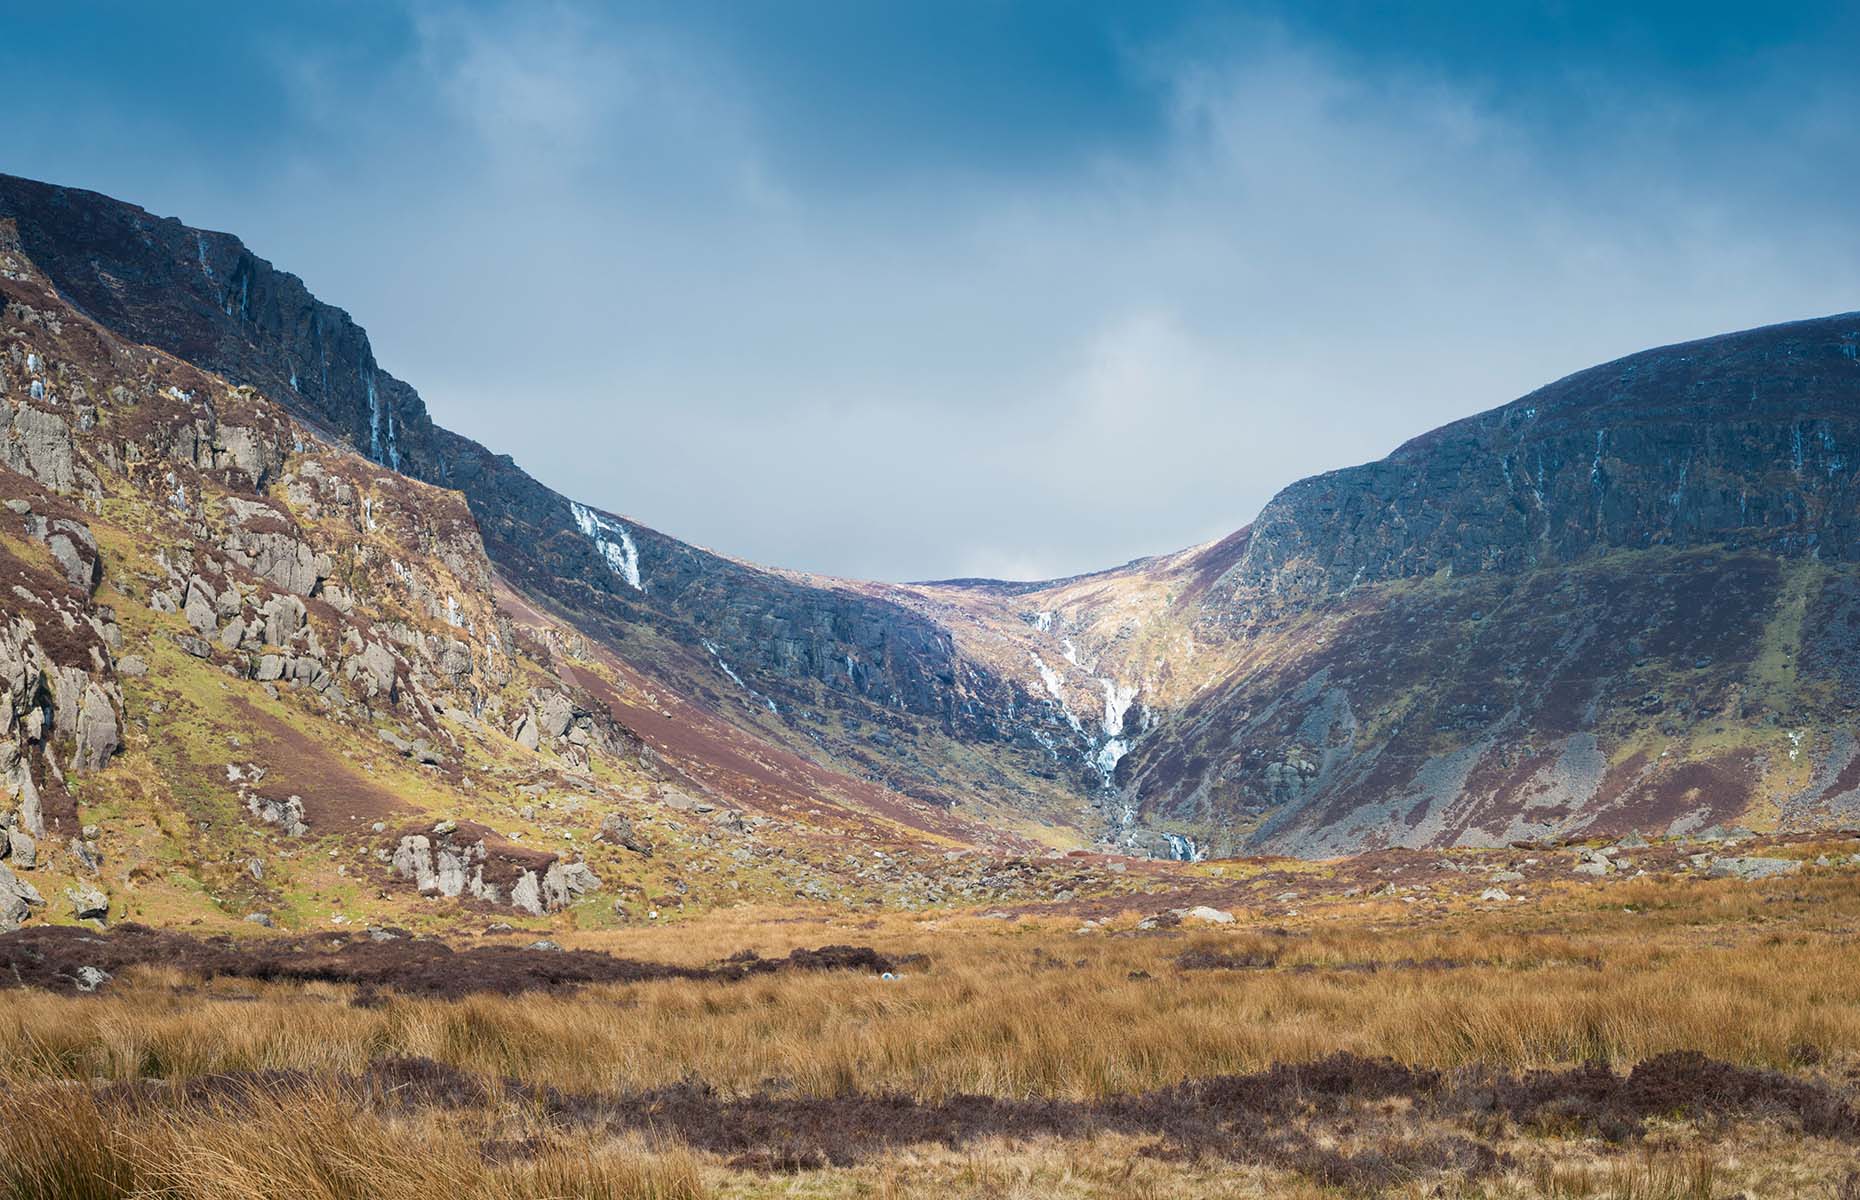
(3, 170, 1860, 1196)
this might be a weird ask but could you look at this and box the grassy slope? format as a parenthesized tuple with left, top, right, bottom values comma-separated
(6, 834, 1860, 1197)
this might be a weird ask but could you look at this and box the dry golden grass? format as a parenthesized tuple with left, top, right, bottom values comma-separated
(9, 875, 1860, 1101)
(0, 1082, 707, 1200)
(6, 870, 1860, 1196)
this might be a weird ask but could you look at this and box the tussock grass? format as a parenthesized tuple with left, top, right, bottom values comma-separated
(0, 1082, 708, 1200)
(6, 871, 1860, 1194)
(1528, 1150, 1718, 1200)
(8, 894, 1860, 1101)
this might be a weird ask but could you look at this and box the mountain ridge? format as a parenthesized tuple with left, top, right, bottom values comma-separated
(6, 170, 1860, 863)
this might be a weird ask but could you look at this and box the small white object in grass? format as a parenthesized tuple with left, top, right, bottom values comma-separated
(880, 972, 898, 981)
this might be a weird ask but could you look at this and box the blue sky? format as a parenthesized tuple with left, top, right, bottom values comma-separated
(7, 1, 1860, 580)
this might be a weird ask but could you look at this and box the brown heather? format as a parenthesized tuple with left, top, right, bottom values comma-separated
(6, 869, 1860, 1196)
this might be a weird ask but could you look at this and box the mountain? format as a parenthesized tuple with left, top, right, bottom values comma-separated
(3, 170, 1858, 884)
(0, 175, 1112, 842)
(884, 313, 1860, 855)
(0, 204, 1133, 940)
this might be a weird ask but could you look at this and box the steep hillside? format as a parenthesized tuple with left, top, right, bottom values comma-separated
(0, 216, 1140, 940)
(7, 171, 1860, 864)
(0, 174, 1106, 836)
(897, 316, 1860, 856)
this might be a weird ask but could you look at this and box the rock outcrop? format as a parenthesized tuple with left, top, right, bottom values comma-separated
(9, 171, 1860, 862)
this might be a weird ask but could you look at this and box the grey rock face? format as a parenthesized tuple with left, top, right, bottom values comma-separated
(536, 690, 575, 739)
(392, 832, 504, 905)
(73, 682, 119, 772)
(246, 793, 308, 837)
(510, 870, 544, 917)
(437, 639, 472, 679)
(1, 405, 80, 493)
(542, 860, 601, 911)
(0, 861, 43, 931)
(68, 838, 102, 873)
(45, 521, 100, 591)
(392, 834, 437, 892)
(353, 642, 397, 698)
(1706, 856, 1801, 881)
(183, 577, 218, 634)
(226, 530, 329, 596)
(262, 593, 307, 643)
(598, 813, 653, 857)
(68, 882, 108, 921)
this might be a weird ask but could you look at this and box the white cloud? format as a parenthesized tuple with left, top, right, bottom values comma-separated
(86, 4, 1860, 582)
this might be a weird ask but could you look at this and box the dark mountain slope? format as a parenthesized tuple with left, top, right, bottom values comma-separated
(1213, 315, 1860, 610)
(0, 174, 1096, 831)
(11, 171, 1860, 859)
(1118, 313, 1860, 854)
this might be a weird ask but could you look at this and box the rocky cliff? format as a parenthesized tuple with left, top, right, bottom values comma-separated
(8, 171, 1860, 861)
(876, 316, 1860, 855)
(0, 174, 1089, 828)
(0, 210, 1107, 944)
(1214, 316, 1860, 608)
(1114, 314, 1860, 854)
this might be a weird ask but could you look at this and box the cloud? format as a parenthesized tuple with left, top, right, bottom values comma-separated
(17, 3, 1858, 582)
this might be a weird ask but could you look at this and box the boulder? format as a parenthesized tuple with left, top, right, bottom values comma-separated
(356, 642, 397, 697)
(45, 523, 100, 591)
(1179, 905, 1235, 925)
(437, 639, 472, 679)
(183, 577, 218, 633)
(542, 860, 601, 910)
(261, 593, 307, 643)
(227, 530, 329, 596)
(72, 682, 119, 772)
(1, 406, 79, 492)
(0, 862, 43, 931)
(598, 813, 653, 856)
(392, 835, 438, 892)
(246, 793, 308, 837)
(68, 838, 102, 873)
(510, 869, 544, 917)
(1706, 856, 1801, 881)
(535, 691, 576, 739)
(68, 883, 108, 922)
